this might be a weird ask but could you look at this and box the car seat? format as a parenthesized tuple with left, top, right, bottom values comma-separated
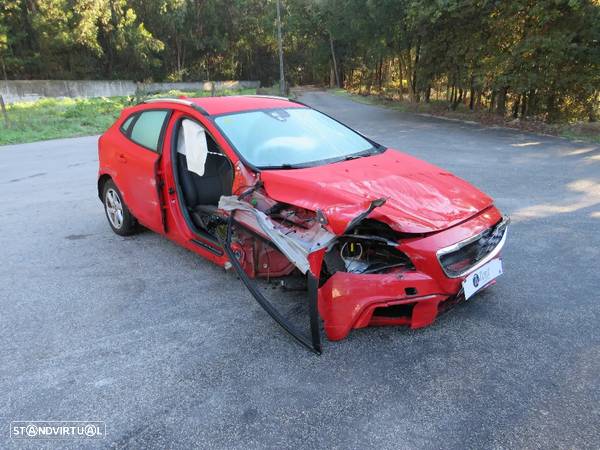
(177, 136, 233, 230)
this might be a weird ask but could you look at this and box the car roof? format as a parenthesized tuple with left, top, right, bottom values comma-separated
(143, 95, 305, 116)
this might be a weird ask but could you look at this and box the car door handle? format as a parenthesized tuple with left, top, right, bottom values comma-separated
(118, 154, 127, 163)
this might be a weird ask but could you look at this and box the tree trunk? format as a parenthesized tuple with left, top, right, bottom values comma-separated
(512, 94, 521, 118)
(397, 56, 404, 97)
(175, 37, 182, 75)
(359, 53, 368, 94)
(329, 64, 335, 88)
(182, 46, 186, 78)
(586, 92, 598, 122)
(105, 0, 120, 78)
(0, 56, 7, 82)
(546, 93, 558, 122)
(23, 0, 39, 53)
(377, 57, 383, 91)
(496, 87, 508, 116)
(329, 32, 340, 88)
(469, 76, 475, 110)
(276, 0, 285, 96)
(489, 90, 496, 113)
(369, 64, 377, 94)
(527, 89, 537, 116)
(451, 86, 461, 111)
(411, 40, 421, 102)
(401, 52, 413, 100)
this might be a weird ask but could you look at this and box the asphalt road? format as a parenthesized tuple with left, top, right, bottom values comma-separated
(1, 91, 599, 449)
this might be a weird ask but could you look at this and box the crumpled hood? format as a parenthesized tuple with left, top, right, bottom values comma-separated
(260, 149, 493, 234)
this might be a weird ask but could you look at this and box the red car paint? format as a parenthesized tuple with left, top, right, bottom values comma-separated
(98, 96, 507, 345)
(261, 150, 494, 234)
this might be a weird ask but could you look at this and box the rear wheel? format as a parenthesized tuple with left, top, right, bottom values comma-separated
(103, 180, 137, 236)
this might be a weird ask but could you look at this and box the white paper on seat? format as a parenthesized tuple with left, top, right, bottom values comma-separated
(177, 119, 208, 176)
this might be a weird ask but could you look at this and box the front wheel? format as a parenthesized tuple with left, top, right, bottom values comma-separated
(103, 180, 137, 236)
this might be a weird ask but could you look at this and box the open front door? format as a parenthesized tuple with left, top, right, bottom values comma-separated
(217, 214, 323, 355)
(117, 109, 171, 234)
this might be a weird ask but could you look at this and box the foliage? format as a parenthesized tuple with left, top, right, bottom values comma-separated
(0, 0, 598, 122)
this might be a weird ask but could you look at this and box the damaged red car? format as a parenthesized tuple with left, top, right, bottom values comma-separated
(98, 95, 509, 353)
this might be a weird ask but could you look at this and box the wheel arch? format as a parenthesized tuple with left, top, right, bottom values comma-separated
(97, 174, 112, 201)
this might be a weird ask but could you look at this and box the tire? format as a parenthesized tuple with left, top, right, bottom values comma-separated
(102, 179, 138, 236)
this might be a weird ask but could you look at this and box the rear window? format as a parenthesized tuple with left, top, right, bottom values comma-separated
(129, 110, 169, 151)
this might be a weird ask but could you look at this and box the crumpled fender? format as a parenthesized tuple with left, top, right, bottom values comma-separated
(218, 196, 336, 274)
(318, 198, 387, 235)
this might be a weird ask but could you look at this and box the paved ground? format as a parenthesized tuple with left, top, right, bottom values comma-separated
(1, 91, 599, 449)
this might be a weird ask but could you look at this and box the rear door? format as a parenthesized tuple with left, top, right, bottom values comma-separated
(118, 109, 171, 233)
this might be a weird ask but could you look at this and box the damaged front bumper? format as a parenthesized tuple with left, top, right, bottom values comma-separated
(319, 271, 448, 340)
(318, 209, 509, 341)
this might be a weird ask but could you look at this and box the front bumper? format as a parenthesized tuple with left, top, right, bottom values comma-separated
(317, 207, 507, 341)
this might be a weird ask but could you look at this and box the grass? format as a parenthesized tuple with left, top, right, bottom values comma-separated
(330, 88, 600, 144)
(0, 88, 257, 146)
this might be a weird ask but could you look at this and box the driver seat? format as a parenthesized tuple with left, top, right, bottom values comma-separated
(177, 138, 233, 230)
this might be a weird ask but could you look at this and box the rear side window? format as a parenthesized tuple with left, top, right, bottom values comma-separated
(129, 110, 169, 152)
(120, 114, 136, 133)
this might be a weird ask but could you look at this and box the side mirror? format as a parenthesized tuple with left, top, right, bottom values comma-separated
(177, 119, 209, 176)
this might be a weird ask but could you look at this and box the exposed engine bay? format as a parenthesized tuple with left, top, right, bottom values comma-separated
(323, 221, 414, 277)
(214, 188, 414, 282)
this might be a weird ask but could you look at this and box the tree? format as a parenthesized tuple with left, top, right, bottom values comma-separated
(0, 0, 597, 122)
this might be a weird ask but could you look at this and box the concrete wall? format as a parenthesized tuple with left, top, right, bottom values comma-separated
(0, 80, 261, 104)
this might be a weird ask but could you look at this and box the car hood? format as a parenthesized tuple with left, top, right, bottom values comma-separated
(260, 149, 493, 234)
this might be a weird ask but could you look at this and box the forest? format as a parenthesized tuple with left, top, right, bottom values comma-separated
(1, 0, 599, 123)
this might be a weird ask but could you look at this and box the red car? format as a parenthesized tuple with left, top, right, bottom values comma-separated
(98, 95, 509, 353)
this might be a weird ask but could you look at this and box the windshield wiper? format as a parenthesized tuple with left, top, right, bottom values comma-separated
(260, 163, 298, 170)
(262, 148, 385, 170)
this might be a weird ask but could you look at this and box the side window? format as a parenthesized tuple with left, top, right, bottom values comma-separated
(129, 110, 169, 152)
(120, 114, 136, 134)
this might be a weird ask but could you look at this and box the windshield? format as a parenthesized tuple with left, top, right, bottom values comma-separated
(214, 108, 378, 168)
